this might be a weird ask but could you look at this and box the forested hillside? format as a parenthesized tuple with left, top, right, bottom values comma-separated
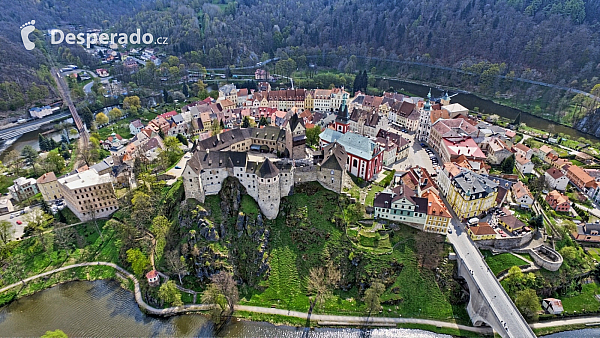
(0, 0, 152, 112)
(109, 0, 600, 87)
(1, 0, 600, 113)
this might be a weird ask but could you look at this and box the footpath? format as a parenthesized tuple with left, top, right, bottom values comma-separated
(2, 261, 599, 334)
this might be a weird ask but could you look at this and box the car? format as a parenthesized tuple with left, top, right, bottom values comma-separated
(10, 215, 14, 219)
(16, 220, 22, 225)
(501, 234, 507, 237)
(448, 229, 452, 234)
(175, 166, 181, 169)
(420, 143, 426, 147)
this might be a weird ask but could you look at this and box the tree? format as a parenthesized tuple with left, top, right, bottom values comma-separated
(182, 83, 189, 97)
(0, 220, 14, 245)
(258, 116, 268, 126)
(21, 145, 38, 167)
(501, 154, 515, 174)
(202, 271, 239, 320)
(241, 116, 255, 128)
(202, 283, 228, 322)
(23, 209, 51, 232)
(131, 191, 153, 228)
(4, 149, 22, 175)
(108, 108, 123, 122)
(165, 250, 188, 284)
(210, 118, 223, 136)
(225, 66, 232, 79)
(95, 112, 108, 126)
(41, 330, 68, 338)
(54, 225, 76, 255)
(123, 95, 141, 110)
(163, 136, 184, 165)
(305, 125, 322, 147)
(513, 112, 521, 129)
(126, 248, 150, 276)
(46, 152, 65, 173)
(515, 289, 541, 321)
(163, 89, 172, 103)
(176, 133, 188, 146)
(150, 215, 170, 262)
(158, 280, 183, 306)
(363, 281, 385, 314)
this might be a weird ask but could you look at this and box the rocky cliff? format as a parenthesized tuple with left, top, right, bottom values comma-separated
(574, 108, 600, 138)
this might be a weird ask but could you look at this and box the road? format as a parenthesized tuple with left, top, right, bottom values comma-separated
(0, 112, 71, 140)
(447, 217, 536, 337)
(389, 131, 436, 174)
(165, 152, 191, 185)
(0, 206, 42, 240)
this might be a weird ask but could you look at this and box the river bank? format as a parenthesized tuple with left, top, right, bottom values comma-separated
(374, 76, 600, 143)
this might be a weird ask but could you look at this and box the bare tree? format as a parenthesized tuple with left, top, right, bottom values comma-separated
(165, 249, 188, 284)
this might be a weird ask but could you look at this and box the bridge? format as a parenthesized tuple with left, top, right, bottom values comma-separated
(448, 218, 537, 338)
(0, 111, 71, 141)
(51, 67, 89, 144)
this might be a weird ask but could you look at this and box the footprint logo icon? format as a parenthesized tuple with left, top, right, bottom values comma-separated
(20, 20, 36, 51)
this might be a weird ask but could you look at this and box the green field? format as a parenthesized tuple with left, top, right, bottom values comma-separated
(365, 185, 384, 206)
(211, 185, 468, 322)
(560, 282, 600, 313)
(482, 251, 528, 275)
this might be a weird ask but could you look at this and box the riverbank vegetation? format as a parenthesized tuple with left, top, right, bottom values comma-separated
(0, 173, 469, 327)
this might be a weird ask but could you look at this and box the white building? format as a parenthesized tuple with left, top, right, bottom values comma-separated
(545, 168, 569, 191)
(515, 155, 535, 175)
(416, 91, 432, 142)
(29, 106, 54, 119)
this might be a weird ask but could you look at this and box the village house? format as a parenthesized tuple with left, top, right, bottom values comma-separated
(8, 177, 38, 202)
(545, 168, 569, 191)
(573, 221, 600, 243)
(37, 172, 62, 202)
(511, 181, 534, 208)
(129, 119, 144, 135)
(566, 165, 597, 192)
(498, 214, 526, 233)
(515, 154, 535, 175)
(439, 136, 486, 164)
(467, 222, 497, 240)
(513, 143, 533, 159)
(545, 190, 570, 212)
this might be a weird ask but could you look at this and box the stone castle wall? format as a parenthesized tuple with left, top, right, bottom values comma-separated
(184, 161, 345, 220)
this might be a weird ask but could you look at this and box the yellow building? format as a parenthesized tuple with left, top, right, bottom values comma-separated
(304, 91, 314, 110)
(422, 190, 452, 234)
(37, 172, 63, 202)
(498, 214, 526, 233)
(467, 222, 497, 240)
(446, 170, 498, 219)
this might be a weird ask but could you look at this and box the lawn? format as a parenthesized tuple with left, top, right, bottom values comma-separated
(365, 185, 384, 206)
(560, 281, 600, 313)
(0, 174, 13, 194)
(97, 117, 135, 140)
(482, 250, 528, 275)
(218, 184, 465, 322)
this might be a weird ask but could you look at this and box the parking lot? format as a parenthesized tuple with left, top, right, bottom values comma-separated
(390, 131, 438, 175)
(0, 205, 42, 241)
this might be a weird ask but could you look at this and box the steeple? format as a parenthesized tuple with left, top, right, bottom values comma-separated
(441, 91, 450, 106)
(424, 89, 432, 111)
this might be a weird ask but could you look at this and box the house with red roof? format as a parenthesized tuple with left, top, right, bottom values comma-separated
(439, 136, 486, 163)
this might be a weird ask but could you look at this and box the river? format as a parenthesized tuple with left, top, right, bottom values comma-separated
(0, 280, 451, 337)
(387, 79, 600, 143)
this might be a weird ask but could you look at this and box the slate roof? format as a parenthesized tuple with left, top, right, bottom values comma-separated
(453, 170, 498, 197)
(257, 158, 279, 178)
(321, 142, 347, 171)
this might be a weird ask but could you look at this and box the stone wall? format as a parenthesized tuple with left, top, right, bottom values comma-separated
(475, 231, 534, 249)
(317, 166, 345, 192)
(515, 245, 563, 272)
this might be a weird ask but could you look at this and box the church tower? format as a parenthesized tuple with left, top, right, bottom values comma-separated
(417, 89, 432, 142)
(334, 93, 350, 133)
(441, 91, 450, 106)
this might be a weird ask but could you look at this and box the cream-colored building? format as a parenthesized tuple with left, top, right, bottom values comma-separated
(443, 168, 499, 219)
(37, 172, 63, 202)
(58, 168, 119, 221)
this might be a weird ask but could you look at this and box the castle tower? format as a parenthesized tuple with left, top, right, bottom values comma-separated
(286, 113, 307, 159)
(255, 158, 281, 220)
(417, 89, 432, 142)
(334, 93, 350, 133)
(440, 91, 450, 106)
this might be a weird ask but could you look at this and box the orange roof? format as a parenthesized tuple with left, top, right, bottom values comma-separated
(515, 154, 531, 165)
(547, 190, 569, 205)
(512, 181, 532, 199)
(470, 223, 496, 235)
(37, 172, 57, 184)
(568, 165, 595, 184)
(146, 270, 158, 279)
(443, 162, 463, 178)
(422, 190, 451, 218)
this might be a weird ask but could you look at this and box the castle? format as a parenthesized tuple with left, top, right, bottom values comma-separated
(183, 117, 349, 219)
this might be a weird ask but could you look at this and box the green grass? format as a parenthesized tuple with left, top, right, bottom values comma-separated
(0, 173, 14, 194)
(560, 282, 600, 313)
(365, 185, 384, 207)
(482, 251, 528, 276)
(97, 116, 136, 140)
(586, 248, 600, 262)
(240, 194, 259, 216)
(234, 185, 463, 322)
